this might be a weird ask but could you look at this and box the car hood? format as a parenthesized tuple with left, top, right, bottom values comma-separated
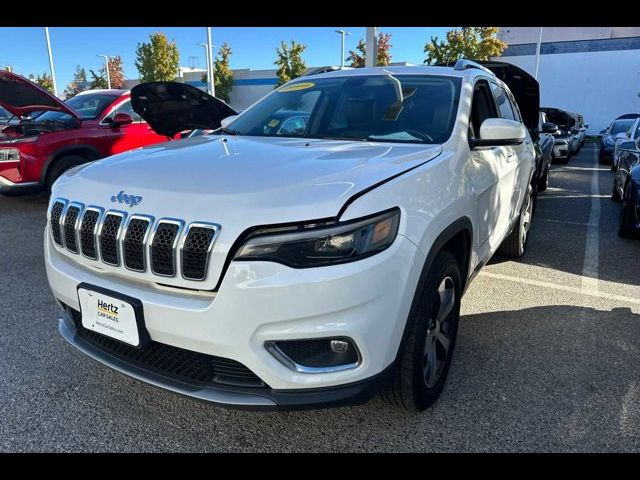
(476, 61, 540, 135)
(53, 135, 441, 289)
(130, 81, 237, 137)
(0, 71, 79, 118)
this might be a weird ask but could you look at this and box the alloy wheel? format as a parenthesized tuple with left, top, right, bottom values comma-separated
(423, 276, 455, 388)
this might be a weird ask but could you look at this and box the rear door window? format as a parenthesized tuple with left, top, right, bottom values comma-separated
(490, 84, 516, 121)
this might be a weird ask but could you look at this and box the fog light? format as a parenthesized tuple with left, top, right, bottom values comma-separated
(266, 337, 360, 373)
(330, 339, 349, 353)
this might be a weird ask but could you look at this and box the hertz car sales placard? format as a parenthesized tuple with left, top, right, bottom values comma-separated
(78, 288, 140, 347)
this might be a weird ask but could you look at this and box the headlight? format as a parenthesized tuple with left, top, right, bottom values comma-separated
(0, 148, 20, 162)
(234, 208, 400, 268)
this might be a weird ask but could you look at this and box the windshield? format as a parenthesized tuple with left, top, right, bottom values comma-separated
(32, 93, 117, 122)
(226, 74, 462, 144)
(611, 119, 635, 135)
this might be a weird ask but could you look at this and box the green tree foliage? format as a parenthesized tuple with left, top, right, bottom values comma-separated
(64, 66, 88, 98)
(135, 32, 180, 82)
(28, 73, 54, 93)
(347, 32, 392, 68)
(274, 40, 307, 87)
(424, 27, 507, 65)
(214, 43, 233, 103)
(89, 69, 108, 89)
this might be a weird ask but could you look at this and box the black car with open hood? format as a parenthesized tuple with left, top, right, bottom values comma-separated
(130, 82, 237, 138)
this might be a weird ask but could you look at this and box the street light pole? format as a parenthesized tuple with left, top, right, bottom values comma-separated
(365, 27, 378, 68)
(534, 27, 544, 80)
(44, 27, 58, 97)
(334, 30, 352, 69)
(207, 27, 215, 96)
(199, 43, 211, 92)
(98, 55, 111, 89)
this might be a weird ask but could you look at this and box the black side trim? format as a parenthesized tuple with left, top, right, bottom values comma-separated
(392, 217, 473, 364)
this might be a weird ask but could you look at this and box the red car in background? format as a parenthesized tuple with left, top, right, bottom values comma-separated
(0, 71, 172, 195)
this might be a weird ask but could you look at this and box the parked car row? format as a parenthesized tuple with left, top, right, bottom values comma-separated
(599, 113, 640, 166)
(539, 107, 586, 163)
(610, 119, 640, 237)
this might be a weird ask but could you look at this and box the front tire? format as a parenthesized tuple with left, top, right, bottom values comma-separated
(382, 251, 461, 412)
(537, 165, 550, 192)
(619, 185, 637, 238)
(45, 155, 91, 192)
(498, 183, 534, 258)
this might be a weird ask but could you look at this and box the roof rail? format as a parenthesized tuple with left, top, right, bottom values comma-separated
(453, 59, 493, 75)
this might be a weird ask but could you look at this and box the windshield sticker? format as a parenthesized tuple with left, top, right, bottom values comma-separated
(279, 82, 315, 93)
(268, 119, 280, 128)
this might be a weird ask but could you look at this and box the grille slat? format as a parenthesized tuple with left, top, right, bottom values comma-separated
(80, 209, 100, 259)
(124, 218, 150, 271)
(63, 206, 81, 253)
(50, 201, 65, 246)
(51, 199, 219, 284)
(182, 226, 216, 280)
(100, 213, 124, 265)
(151, 222, 180, 276)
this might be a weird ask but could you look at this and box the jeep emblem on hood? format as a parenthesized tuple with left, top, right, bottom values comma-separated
(111, 191, 143, 207)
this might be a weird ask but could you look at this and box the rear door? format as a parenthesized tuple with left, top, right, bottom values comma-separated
(101, 99, 169, 156)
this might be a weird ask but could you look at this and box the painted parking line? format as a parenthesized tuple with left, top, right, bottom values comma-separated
(478, 271, 640, 307)
(580, 147, 600, 294)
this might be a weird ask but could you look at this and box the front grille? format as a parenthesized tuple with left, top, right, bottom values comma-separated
(63, 206, 81, 253)
(123, 218, 150, 271)
(80, 210, 100, 259)
(69, 309, 265, 388)
(50, 200, 65, 246)
(49, 198, 220, 283)
(182, 226, 217, 280)
(151, 222, 180, 276)
(100, 213, 124, 265)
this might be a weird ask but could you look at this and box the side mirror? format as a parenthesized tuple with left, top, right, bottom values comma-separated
(615, 132, 628, 140)
(584, 123, 589, 128)
(111, 112, 133, 127)
(473, 118, 526, 147)
(220, 114, 239, 129)
(620, 140, 637, 151)
(541, 122, 558, 134)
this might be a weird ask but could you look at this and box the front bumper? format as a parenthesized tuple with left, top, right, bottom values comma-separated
(46, 227, 423, 407)
(0, 175, 39, 195)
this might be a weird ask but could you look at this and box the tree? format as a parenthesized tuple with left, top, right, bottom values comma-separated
(106, 55, 125, 89)
(28, 73, 54, 93)
(424, 27, 507, 65)
(64, 66, 88, 98)
(88, 55, 125, 90)
(135, 32, 180, 82)
(89, 69, 108, 89)
(346, 32, 392, 68)
(274, 40, 307, 87)
(214, 43, 233, 103)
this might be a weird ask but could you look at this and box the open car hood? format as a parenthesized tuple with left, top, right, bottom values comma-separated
(541, 107, 575, 128)
(0, 71, 79, 118)
(130, 82, 237, 137)
(475, 61, 539, 135)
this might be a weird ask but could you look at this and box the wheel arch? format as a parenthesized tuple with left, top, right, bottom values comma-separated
(392, 216, 473, 364)
(40, 144, 103, 185)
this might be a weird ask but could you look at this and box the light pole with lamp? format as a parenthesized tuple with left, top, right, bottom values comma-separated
(44, 27, 58, 97)
(98, 55, 111, 89)
(334, 30, 352, 69)
(199, 43, 212, 94)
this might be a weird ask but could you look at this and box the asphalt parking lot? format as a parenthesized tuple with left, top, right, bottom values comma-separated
(1, 142, 639, 452)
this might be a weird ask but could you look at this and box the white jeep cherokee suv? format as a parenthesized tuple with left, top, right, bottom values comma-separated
(45, 60, 537, 411)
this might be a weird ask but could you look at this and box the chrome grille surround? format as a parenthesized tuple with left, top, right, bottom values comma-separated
(47, 198, 220, 284)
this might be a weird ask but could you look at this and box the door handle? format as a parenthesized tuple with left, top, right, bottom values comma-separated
(506, 153, 518, 162)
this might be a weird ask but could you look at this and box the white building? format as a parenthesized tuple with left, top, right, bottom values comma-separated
(495, 27, 640, 134)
